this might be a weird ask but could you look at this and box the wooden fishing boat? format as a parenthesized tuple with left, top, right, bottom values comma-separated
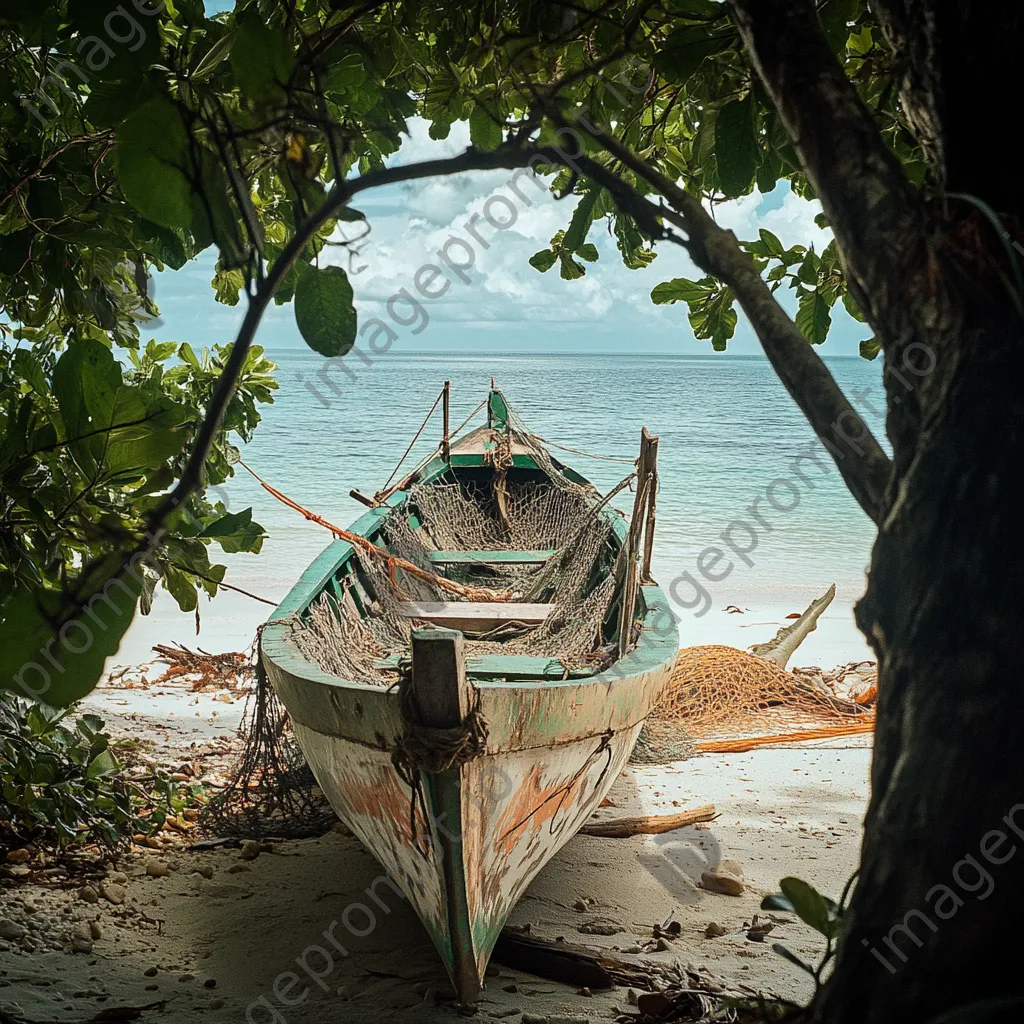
(260, 385, 677, 1001)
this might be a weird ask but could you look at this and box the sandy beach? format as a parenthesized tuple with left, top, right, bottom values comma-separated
(1, 624, 872, 1024)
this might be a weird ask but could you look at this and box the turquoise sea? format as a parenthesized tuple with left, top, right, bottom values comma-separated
(117, 351, 885, 668)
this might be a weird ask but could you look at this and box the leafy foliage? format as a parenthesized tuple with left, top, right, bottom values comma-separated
(762, 871, 858, 985)
(0, 0, 921, 703)
(0, 692, 196, 848)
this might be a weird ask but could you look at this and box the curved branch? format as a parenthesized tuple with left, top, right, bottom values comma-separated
(554, 123, 893, 522)
(135, 145, 553, 563)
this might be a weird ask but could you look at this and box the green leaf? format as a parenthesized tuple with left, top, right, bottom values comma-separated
(558, 252, 586, 280)
(563, 188, 602, 252)
(231, 17, 294, 100)
(192, 149, 248, 268)
(294, 265, 357, 357)
(192, 30, 235, 81)
(529, 249, 558, 273)
(163, 566, 198, 612)
(651, 277, 713, 304)
(0, 562, 141, 706)
(469, 105, 503, 151)
(770, 942, 817, 976)
(199, 508, 253, 538)
(796, 290, 832, 344)
(86, 747, 119, 779)
(654, 25, 734, 83)
(115, 97, 192, 230)
(759, 229, 785, 258)
(52, 341, 187, 477)
(761, 892, 796, 913)
(859, 336, 881, 360)
(842, 289, 867, 322)
(576, 243, 599, 263)
(714, 96, 759, 196)
(779, 876, 841, 938)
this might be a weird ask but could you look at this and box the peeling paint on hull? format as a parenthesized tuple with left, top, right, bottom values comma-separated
(290, 715, 654, 997)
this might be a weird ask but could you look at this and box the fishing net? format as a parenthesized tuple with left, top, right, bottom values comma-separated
(286, 421, 647, 683)
(289, 473, 629, 680)
(201, 634, 337, 839)
(630, 647, 877, 763)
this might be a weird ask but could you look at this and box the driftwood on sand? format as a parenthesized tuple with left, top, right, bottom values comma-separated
(579, 804, 717, 837)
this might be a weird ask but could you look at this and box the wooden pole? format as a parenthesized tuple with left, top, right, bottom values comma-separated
(410, 627, 470, 729)
(409, 627, 480, 1003)
(619, 429, 653, 657)
(640, 431, 659, 584)
(442, 379, 451, 461)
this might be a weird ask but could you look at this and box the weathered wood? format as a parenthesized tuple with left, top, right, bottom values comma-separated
(398, 601, 552, 633)
(619, 429, 655, 657)
(349, 488, 376, 508)
(641, 431, 659, 584)
(442, 379, 451, 461)
(579, 804, 717, 837)
(425, 549, 555, 565)
(410, 627, 470, 728)
(493, 929, 662, 991)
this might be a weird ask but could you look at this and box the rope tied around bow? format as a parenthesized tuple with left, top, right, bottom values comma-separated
(389, 657, 490, 857)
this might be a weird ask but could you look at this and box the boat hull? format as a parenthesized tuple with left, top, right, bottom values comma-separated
(290, 716, 649, 996)
(264, 595, 677, 1000)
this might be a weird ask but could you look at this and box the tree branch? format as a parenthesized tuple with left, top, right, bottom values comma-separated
(728, 0, 925, 342)
(547, 120, 893, 522)
(135, 145, 554, 563)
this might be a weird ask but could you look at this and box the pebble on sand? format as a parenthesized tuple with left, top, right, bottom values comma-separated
(701, 860, 745, 896)
(0, 920, 27, 942)
(146, 859, 172, 878)
(238, 840, 262, 861)
(100, 882, 126, 905)
(577, 916, 624, 936)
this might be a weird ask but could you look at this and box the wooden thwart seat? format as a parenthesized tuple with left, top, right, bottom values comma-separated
(397, 601, 552, 633)
(424, 549, 555, 565)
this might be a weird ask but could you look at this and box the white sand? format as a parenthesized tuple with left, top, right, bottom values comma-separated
(1, 682, 870, 1023)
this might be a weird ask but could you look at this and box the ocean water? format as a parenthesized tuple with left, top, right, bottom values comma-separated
(117, 351, 885, 667)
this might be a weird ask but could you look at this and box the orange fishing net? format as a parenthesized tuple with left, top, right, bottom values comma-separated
(649, 646, 877, 754)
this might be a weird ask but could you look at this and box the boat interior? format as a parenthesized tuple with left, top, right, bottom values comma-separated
(276, 387, 660, 686)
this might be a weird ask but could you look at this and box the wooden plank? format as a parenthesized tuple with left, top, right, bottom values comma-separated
(425, 549, 554, 565)
(398, 601, 552, 632)
(410, 627, 470, 731)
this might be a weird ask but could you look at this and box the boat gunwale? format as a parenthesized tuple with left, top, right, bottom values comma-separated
(260, 450, 678, 694)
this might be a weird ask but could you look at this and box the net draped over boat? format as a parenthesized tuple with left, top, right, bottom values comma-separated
(288, 447, 636, 684)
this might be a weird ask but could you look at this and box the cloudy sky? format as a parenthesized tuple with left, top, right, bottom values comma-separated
(150, 118, 870, 358)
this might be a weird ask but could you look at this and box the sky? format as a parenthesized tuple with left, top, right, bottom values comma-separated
(149, 116, 871, 358)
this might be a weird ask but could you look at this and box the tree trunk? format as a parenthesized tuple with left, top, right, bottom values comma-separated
(811, 307, 1024, 1021)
